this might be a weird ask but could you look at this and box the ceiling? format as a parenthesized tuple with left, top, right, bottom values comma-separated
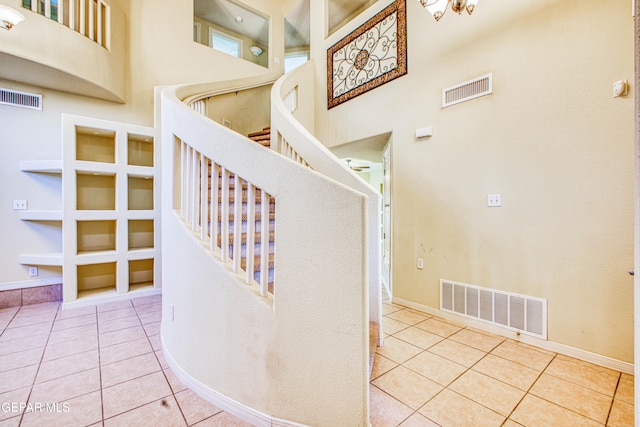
(194, 0, 269, 46)
(195, 0, 375, 51)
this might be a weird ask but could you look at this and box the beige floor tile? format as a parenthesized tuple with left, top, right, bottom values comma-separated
(418, 389, 505, 427)
(608, 399, 634, 427)
(98, 307, 138, 323)
(55, 305, 97, 321)
(490, 340, 554, 371)
(193, 412, 254, 426)
(0, 333, 49, 356)
(375, 336, 422, 364)
(132, 300, 162, 313)
(414, 318, 462, 338)
(382, 317, 410, 336)
(18, 302, 59, 314)
(403, 351, 467, 387)
(148, 334, 161, 351)
(0, 323, 52, 341)
(386, 309, 429, 326)
(102, 371, 172, 419)
(0, 364, 39, 394)
(101, 352, 161, 388)
(0, 416, 20, 427)
(174, 388, 223, 425)
(103, 396, 186, 427)
(0, 387, 30, 421)
(372, 366, 442, 409)
(510, 394, 601, 427)
(29, 368, 101, 404)
(99, 325, 147, 348)
(505, 338, 556, 356)
(555, 353, 619, 376)
(155, 350, 169, 369)
(393, 327, 443, 350)
(502, 420, 525, 427)
(369, 385, 413, 427)
(7, 313, 55, 329)
(164, 368, 188, 394)
(472, 354, 540, 391)
(398, 412, 439, 426)
(428, 339, 486, 367)
(0, 346, 44, 373)
(544, 356, 619, 396)
(36, 349, 99, 383)
(137, 309, 162, 324)
(615, 376, 633, 405)
(42, 334, 98, 361)
(450, 328, 505, 352)
(99, 336, 153, 366)
(530, 373, 612, 424)
(142, 321, 160, 336)
(47, 323, 97, 345)
(51, 314, 96, 331)
(449, 370, 525, 416)
(621, 373, 633, 382)
(20, 390, 102, 427)
(98, 315, 141, 334)
(96, 300, 134, 313)
(371, 354, 398, 380)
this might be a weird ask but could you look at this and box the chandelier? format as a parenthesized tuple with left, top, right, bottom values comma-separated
(419, 0, 479, 21)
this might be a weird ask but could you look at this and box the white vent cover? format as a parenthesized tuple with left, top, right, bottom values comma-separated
(442, 73, 492, 108)
(0, 88, 43, 110)
(440, 279, 547, 339)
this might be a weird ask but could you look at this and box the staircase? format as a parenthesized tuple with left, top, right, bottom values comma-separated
(207, 127, 275, 293)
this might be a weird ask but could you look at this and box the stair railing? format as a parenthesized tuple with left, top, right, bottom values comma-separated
(21, 0, 111, 49)
(160, 74, 370, 425)
(271, 59, 384, 341)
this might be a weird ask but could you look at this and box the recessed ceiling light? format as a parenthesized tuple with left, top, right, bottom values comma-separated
(234, 15, 243, 23)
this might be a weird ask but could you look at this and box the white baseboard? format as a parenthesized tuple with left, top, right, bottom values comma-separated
(0, 276, 63, 292)
(61, 288, 162, 310)
(393, 297, 634, 375)
(161, 333, 310, 427)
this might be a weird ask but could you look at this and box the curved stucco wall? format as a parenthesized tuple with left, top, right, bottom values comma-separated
(161, 83, 369, 426)
(0, 0, 126, 102)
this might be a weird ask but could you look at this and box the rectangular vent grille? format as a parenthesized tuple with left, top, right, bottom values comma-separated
(440, 279, 546, 339)
(442, 73, 492, 108)
(0, 88, 43, 110)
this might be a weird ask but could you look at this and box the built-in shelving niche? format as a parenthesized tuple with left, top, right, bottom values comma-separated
(77, 220, 116, 254)
(77, 173, 116, 210)
(129, 220, 154, 250)
(128, 134, 154, 167)
(76, 126, 116, 163)
(129, 258, 154, 291)
(77, 261, 117, 299)
(128, 176, 154, 210)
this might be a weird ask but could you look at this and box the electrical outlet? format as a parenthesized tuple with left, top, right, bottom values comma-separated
(169, 304, 175, 321)
(488, 194, 502, 207)
(13, 200, 27, 210)
(417, 258, 424, 270)
(28, 266, 38, 277)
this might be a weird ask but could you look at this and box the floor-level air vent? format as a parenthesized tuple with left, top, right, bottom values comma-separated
(440, 279, 547, 339)
(442, 73, 492, 108)
(0, 88, 43, 110)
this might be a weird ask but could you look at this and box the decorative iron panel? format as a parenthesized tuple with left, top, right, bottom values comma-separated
(327, 0, 407, 109)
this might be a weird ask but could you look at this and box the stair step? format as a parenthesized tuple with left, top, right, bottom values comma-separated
(240, 253, 274, 272)
(217, 231, 274, 246)
(247, 127, 271, 138)
(214, 211, 276, 223)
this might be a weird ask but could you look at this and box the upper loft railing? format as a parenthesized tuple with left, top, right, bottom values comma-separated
(21, 0, 110, 49)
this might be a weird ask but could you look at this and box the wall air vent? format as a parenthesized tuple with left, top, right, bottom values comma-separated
(442, 73, 492, 108)
(0, 88, 43, 110)
(440, 279, 547, 339)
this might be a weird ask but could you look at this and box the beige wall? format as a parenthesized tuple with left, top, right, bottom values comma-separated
(0, 0, 280, 290)
(313, 0, 634, 362)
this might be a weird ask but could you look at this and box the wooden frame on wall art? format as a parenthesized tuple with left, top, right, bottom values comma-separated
(327, 0, 407, 109)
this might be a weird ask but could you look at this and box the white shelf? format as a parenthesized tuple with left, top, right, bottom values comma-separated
(127, 166, 155, 177)
(127, 249, 156, 260)
(75, 161, 118, 175)
(19, 253, 63, 266)
(20, 160, 63, 173)
(19, 210, 63, 221)
(75, 250, 119, 265)
(74, 211, 118, 220)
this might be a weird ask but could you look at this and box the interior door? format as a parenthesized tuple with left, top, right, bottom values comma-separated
(382, 144, 391, 297)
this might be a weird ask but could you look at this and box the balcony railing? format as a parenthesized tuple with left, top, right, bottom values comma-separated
(21, 0, 110, 49)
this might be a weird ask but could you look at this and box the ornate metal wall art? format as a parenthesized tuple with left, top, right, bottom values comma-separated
(327, 0, 407, 109)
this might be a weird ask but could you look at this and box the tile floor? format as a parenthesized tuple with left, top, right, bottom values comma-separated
(0, 295, 251, 426)
(371, 299, 635, 426)
(0, 294, 634, 426)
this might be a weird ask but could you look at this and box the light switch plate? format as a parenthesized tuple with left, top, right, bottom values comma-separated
(488, 194, 502, 207)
